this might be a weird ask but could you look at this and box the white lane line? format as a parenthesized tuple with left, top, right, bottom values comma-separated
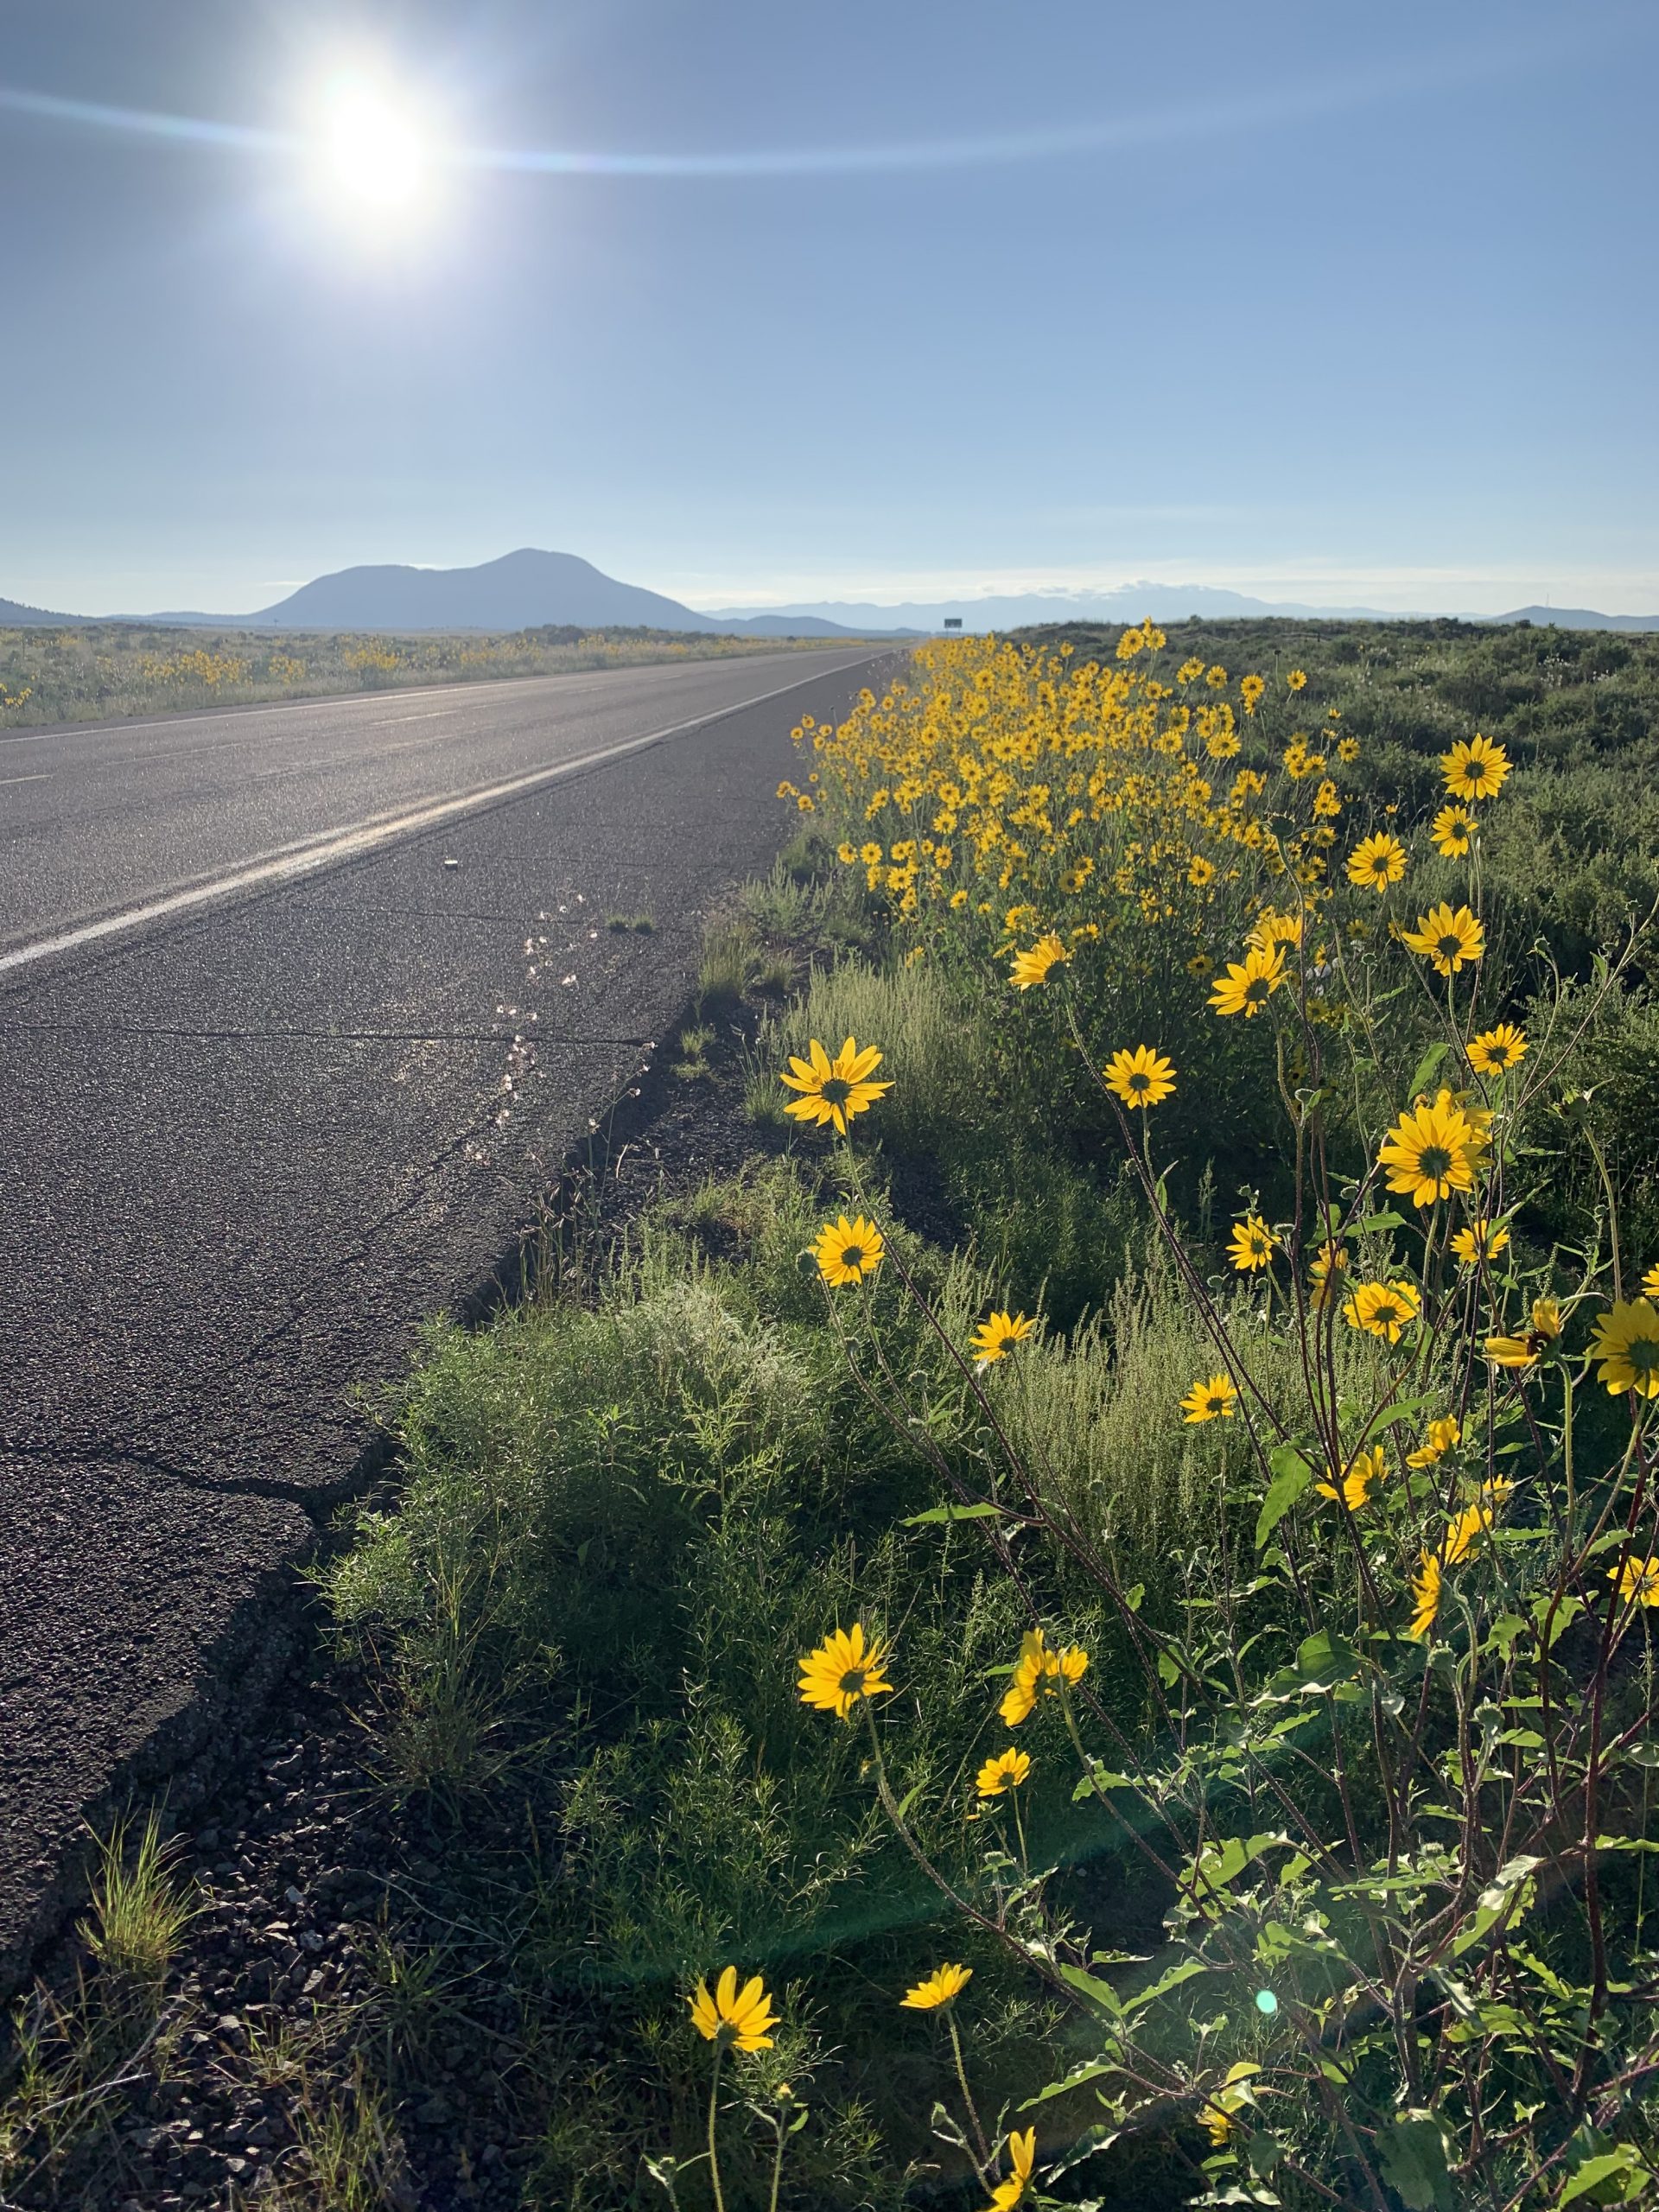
(0, 772, 53, 786)
(0, 656, 880, 978)
(0, 648, 863, 747)
(376, 709, 448, 724)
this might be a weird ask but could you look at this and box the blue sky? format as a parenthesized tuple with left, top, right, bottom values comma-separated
(3, 0, 1656, 617)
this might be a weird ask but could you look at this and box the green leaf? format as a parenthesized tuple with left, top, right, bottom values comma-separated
(1484, 1613, 1529, 1658)
(1559, 2148, 1656, 2206)
(1119, 1957, 1211, 2017)
(902, 1501, 1005, 1525)
(1294, 1628, 1363, 1689)
(1058, 1963, 1123, 2017)
(1407, 1041, 1449, 1103)
(1354, 1210, 1409, 1234)
(1255, 1447, 1316, 1551)
(1376, 2113, 1455, 2211)
(1072, 1765, 1137, 1801)
(1371, 1391, 1436, 1431)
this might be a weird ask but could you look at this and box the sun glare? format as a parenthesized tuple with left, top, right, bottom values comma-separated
(315, 73, 435, 218)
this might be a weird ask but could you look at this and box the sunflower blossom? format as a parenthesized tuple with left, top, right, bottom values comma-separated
(1316, 1445, 1386, 1510)
(976, 1747, 1032, 1798)
(1433, 803, 1477, 857)
(1228, 1216, 1277, 1272)
(1587, 1300, 1659, 1397)
(1610, 1554, 1659, 1609)
(1452, 1218, 1510, 1266)
(900, 1962, 974, 2011)
(999, 1629, 1088, 1726)
(1346, 832, 1408, 893)
(1406, 1551, 1442, 1642)
(1377, 1093, 1480, 1208)
(688, 1967, 779, 2051)
(1442, 734, 1510, 802)
(1402, 901, 1485, 976)
(1469, 1023, 1527, 1075)
(986, 2128, 1037, 2212)
(779, 1034, 892, 1135)
(1181, 1372, 1238, 1423)
(1208, 944, 1286, 1018)
(1008, 933, 1070, 990)
(1407, 1414, 1461, 1469)
(813, 1214, 885, 1286)
(1104, 1044, 1176, 1109)
(1443, 1501, 1494, 1566)
(1485, 1297, 1564, 1370)
(1343, 1279, 1422, 1344)
(971, 1310, 1038, 1370)
(798, 1624, 893, 1719)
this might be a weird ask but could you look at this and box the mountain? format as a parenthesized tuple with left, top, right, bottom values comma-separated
(250, 548, 725, 632)
(1493, 606, 1659, 632)
(0, 594, 80, 626)
(703, 583, 1404, 632)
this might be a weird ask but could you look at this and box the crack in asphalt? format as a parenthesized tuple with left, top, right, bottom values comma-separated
(0, 1436, 336, 1516)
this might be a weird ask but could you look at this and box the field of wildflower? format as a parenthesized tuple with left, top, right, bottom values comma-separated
(0, 621, 813, 728)
(7, 618, 1659, 2209)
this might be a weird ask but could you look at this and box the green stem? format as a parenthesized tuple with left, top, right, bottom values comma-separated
(707, 2045, 726, 2212)
(946, 2007, 993, 2175)
(767, 2114, 786, 2212)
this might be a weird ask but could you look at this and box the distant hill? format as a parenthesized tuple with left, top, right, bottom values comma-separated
(252, 548, 722, 632)
(703, 583, 1405, 632)
(0, 594, 79, 626)
(1494, 606, 1659, 632)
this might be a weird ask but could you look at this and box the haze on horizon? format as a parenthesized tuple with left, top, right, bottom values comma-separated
(3, 0, 1656, 622)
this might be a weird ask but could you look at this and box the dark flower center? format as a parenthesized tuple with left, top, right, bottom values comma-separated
(1244, 977, 1271, 1006)
(821, 1076, 852, 1105)
(839, 1667, 869, 1696)
(1128, 1071, 1149, 1091)
(1418, 1144, 1452, 1179)
(1629, 1339, 1659, 1376)
(1437, 933, 1463, 960)
(842, 1246, 865, 1270)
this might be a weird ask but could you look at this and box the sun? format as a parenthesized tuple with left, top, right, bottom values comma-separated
(315, 72, 435, 216)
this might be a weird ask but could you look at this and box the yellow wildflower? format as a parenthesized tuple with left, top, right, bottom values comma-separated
(1209, 944, 1287, 1019)
(812, 1215, 885, 1287)
(1182, 1372, 1238, 1423)
(900, 1963, 973, 2011)
(1008, 934, 1070, 990)
(976, 1748, 1032, 1798)
(1468, 1023, 1527, 1075)
(1377, 1093, 1480, 1208)
(999, 1629, 1088, 1726)
(1402, 901, 1485, 976)
(971, 1310, 1038, 1370)
(798, 1624, 893, 1719)
(1228, 1216, 1277, 1272)
(1442, 734, 1510, 802)
(1586, 1300, 1659, 1397)
(1407, 1415, 1461, 1469)
(1344, 1280, 1421, 1344)
(780, 1035, 891, 1135)
(689, 1967, 779, 2051)
(1104, 1045, 1176, 1109)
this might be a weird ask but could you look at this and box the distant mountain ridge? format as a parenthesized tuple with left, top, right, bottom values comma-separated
(238, 550, 881, 637)
(707, 585, 1659, 633)
(3, 556, 1656, 636)
(0, 594, 82, 626)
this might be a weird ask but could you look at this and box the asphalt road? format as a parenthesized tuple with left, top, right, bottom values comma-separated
(0, 645, 888, 1980)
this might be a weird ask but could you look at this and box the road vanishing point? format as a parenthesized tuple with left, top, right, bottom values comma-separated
(0, 645, 889, 1980)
